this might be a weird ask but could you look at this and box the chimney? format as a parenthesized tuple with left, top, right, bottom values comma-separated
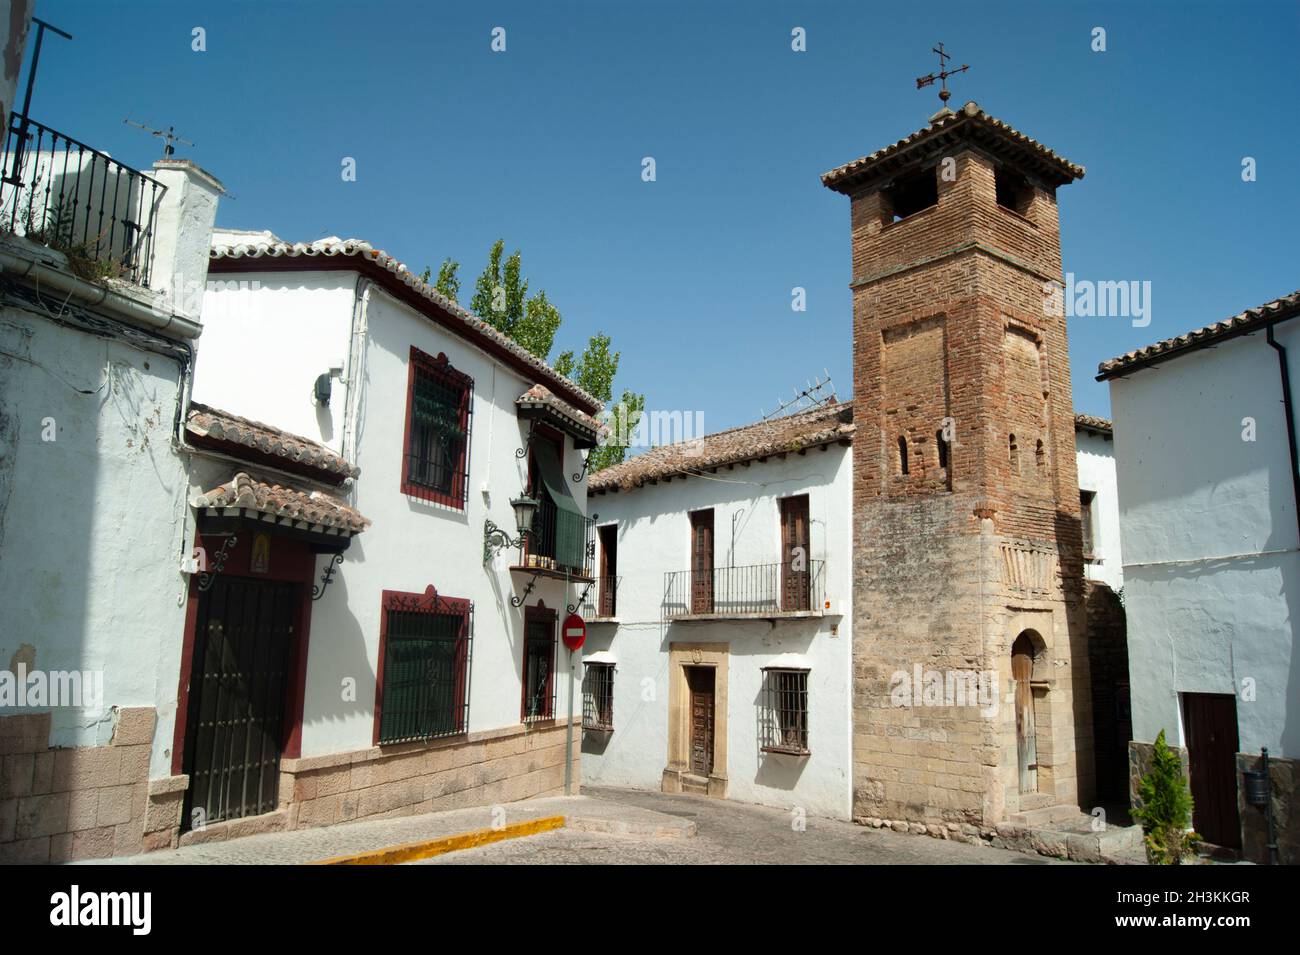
(147, 158, 223, 322)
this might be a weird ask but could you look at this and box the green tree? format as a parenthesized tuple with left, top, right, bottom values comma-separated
(1132, 729, 1201, 864)
(514, 289, 562, 362)
(470, 239, 506, 328)
(589, 388, 645, 472)
(434, 258, 460, 303)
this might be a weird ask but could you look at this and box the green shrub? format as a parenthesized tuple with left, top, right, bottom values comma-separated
(1132, 729, 1201, 864)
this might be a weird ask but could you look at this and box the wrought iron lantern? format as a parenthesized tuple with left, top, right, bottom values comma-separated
(483, 494, 539, 563)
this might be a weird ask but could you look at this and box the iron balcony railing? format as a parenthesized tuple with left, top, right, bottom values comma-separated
(663, 560, 825, 619)
(0, 114, 166, 287)
(577, 575, 621, 621)
(519, 494, 596, 579)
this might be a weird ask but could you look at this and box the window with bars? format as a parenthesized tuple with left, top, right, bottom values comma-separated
(760, 668, 810, 755)
(582, 663, 615, 732)
(375, 591, 472, 745)
(402, 347, 472, 508)
(522, 609, 556, 722)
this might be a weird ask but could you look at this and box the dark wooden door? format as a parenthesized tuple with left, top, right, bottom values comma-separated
(690, 510, 714, 614)
(183, 576, 296, 828)
(780, 495, 811, 611)
(687, 667, 715, 775)
(1183, 693, 1242, 849)
(598, 524, 617, 617)
(1012, 634, 1038, 794)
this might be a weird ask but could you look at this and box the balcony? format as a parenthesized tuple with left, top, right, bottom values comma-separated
(0, 114, 166, 287)
(514, 493, 596, 581)
(663, 561, 826, 621)
(577, 575, 621, 622)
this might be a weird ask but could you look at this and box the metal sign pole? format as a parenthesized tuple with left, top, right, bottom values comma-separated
(564, 647, 574, 795)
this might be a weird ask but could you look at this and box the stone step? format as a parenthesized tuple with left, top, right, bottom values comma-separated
(1007, 804, 1091, 827)
(679, 774, 710, 795)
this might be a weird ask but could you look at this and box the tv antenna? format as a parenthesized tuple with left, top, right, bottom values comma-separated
(123, 118, 194, 158)
(761, 371, 837, 420)
(916, 42, 969, 107)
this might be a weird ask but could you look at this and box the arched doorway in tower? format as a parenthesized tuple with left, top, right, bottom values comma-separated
(1012, 632, 1041, 794)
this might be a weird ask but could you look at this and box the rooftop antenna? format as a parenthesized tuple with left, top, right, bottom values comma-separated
(760, 370, 836, 420)
(4, 17, 73, 185)
(915, 42, 969, 108)
(123, 118, 194, 158)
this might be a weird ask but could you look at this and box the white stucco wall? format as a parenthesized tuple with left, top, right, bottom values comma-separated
(580, 445, 854, 819)
(1075, 428, 1123, 591)
(197, 274, 589, 757)
(193, 270, 357, 453)
(1109, 319, 1300, 758)
(0, 303, 191, 776)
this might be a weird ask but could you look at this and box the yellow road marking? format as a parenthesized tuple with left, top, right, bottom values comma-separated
(310, 815, 566, 865)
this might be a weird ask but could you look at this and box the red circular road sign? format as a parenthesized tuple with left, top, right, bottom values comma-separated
(562, 612, 586, 651)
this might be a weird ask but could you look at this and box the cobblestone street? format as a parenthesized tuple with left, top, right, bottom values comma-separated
(423, 786, 1072, 865)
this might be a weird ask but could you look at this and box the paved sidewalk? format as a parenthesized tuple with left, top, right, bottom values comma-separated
(87, 795, 694, 865)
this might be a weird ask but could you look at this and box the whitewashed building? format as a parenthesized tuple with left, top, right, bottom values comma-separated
(0, 49, 225, 860)
(1099, 288, 1300, 863)
(582, 403, 855, 818)
(1074, 414, 1122, 592)
(169, 231, 602, 843)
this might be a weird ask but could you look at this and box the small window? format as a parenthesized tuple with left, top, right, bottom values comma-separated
(936, 429, 949, 470)
(376, 591, 472, 745)
(1009, 434, 1019, 473)
(1035, 439, 1046, 469)
(898, 436, 909, 475)
(522, 608, 556, 721)
(761, 668, 809, 755)
(582, 662, 615, 732)
(1080, 490, 1096, 559)
(995, 167, 1033, 217)
(885, 168, 938, 222)
(402, 347, 472, 507)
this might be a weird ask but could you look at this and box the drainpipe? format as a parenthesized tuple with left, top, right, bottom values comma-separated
(1266, 324, 1300, 540)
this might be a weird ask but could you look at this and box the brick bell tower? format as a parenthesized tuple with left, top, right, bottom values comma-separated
(823, 101, 1093, 829)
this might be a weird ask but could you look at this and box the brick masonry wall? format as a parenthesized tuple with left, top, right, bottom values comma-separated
(847, 143, 1092, 827)
(0, 707, 157, 863)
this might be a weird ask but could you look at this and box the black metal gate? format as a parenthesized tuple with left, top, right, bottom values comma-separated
(182, 576, 296, 829)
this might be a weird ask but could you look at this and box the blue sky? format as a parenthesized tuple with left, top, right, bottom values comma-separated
(26, 0, 1300, 429)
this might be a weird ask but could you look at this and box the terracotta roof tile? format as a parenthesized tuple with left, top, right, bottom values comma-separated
(1097, 289, 1300, 379)
(590, 401, 854, 493)
(821, 101, 1085, 195)
(187, 402, 359, 480)
(1074, 413, 1112, 435)
(516, 383, 605, 436)
(192, 472, 370, 534)
(208, 236, 600, 413)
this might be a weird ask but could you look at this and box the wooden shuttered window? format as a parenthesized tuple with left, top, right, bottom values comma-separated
(375, 591, 472, 745)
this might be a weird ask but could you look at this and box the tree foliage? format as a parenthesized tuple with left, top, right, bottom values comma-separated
(1132, 729, 1201, 864)
(425, 240, 643, 470)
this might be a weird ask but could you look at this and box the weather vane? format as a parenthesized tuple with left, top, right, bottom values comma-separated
(915, 42, 969, 107)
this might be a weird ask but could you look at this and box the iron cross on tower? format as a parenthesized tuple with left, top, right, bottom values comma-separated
(915, 42, 970, 106)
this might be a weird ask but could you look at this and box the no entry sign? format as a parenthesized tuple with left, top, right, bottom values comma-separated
(562, 612, 586, 650)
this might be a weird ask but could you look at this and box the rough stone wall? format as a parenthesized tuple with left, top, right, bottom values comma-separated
(1237, 752, 1297, 865)
(848, 145, 1091, 827)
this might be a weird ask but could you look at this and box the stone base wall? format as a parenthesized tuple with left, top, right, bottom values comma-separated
(0, 707, 157, 863)
(1236, 751, 1297, 866)
(170, 719, 582, 850)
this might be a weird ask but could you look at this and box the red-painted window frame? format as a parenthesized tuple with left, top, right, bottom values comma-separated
(373, 586, 473, 746)
(400, 346, 473, 508)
